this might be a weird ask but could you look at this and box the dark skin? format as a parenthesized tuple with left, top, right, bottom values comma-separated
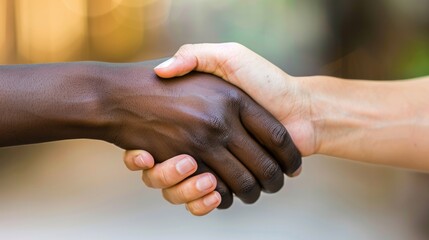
(0, 59, 301, 208)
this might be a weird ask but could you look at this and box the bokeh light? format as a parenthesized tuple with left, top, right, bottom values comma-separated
(15, 0, 88, 62)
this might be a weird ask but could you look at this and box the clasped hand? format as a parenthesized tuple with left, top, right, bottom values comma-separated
(113, 60, 301, 209)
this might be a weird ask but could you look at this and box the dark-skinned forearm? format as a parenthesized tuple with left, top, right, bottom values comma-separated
(0, 62, 113, 147)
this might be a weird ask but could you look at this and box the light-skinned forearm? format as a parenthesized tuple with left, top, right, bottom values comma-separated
(303, 76, 429, 170)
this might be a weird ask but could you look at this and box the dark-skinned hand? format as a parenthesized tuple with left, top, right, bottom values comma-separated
(0, 60, 301, 208)
(104, 60, 301, 208)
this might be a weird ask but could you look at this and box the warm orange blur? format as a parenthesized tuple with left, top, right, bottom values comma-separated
(0, 0, 171, 63)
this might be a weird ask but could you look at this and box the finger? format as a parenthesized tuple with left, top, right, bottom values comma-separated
(201, 150, 261, 204)
(240, 99, 302, 177)
(292, 166, 302, 177)
(153, 43, 237, 79)
(227, 125, 284, 194)
(162, 173, 217, 205)
(142, 155, 197, 188)
(185, 191, 221, 216)
(123, 150, 155, 171)
(191, 161, 233, 209)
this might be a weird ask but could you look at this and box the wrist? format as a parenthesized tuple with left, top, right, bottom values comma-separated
(88, 63, 124, 141)
(303, 76, 415, 161)
(302, 76, 372, 157)
(299, 76, 338, 155)
(94, 61, 161, 147)
(278, 75, 317, 156)
(87, 62, 135, 144)
(53, 62, 115, 142)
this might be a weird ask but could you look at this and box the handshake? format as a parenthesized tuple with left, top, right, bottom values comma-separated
(120, 43, 306, 214)
(0, 43, 306, 216)
(115, 43, 312, 215)
(2, 43, 427, 216)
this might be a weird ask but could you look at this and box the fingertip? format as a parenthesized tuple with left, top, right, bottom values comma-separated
(133, 150, 155, 169)
(290, 165, 302, 177)
(186, 191, 221, 216)
(285, 149, 302, 177)
(175, 155, 198, 175)
(208, 173, 217, 186)
(207, 191, 222, 208)
(124, 150, 151, 171)
(154, 57, 192, 78)
(154, 65, 175, 78)
(154, 57, 175, 70)
(142, 154, 198, 189)
(154, 45, 202, 78)
(153, 57, 174, 76)
(216, 186, 233, 209)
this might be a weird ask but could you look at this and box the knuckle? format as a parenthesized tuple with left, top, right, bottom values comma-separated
(159, 167, 172, 187)
(260, 161, 283, 193)
(176, 44, 199, 66)
(225, 89, 242, 106)
(270, 124, 291, 148)
(261, 160, 282, 181)
(178, 43, 195, 54)
(214, 91, 241, 112)
(204, 115, 228, 133)
(236, 175, 258, 198)
(162, 188, 181, 205)
(190, 136, 210, 150)
(187, 203, 206, 216)
(215, 42, 247, 79)
(228, 134, 247, 149)
(175, 187, 187, 204)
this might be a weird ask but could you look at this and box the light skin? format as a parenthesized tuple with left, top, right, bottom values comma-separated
(0, 59, 302, 209)
(124, 43, 429, 216)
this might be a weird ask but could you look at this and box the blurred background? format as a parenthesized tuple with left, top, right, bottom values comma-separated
(1, 0, 429, 239)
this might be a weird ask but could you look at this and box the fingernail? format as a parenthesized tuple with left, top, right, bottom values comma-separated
(133, 154, 148, 168)
(175, 157, 195, 175)
(203, 192, 221, 207)
(154, 57, 175, 69)
(291, 166, 302, 177)
(196, 174, 215, 192)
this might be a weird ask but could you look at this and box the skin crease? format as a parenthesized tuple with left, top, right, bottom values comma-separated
(0, 59, 302, 209)
(124, 43, 429, 216)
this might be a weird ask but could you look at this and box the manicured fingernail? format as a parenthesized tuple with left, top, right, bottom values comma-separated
(154, 57, 175, 69)
(196, 174, 215, 192)
(133, 154, 148, 168)
(203, 192, 221, 207)
(175, 157, 195, 175)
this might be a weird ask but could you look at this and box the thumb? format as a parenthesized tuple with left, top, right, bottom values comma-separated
(154, 43, 233, 79)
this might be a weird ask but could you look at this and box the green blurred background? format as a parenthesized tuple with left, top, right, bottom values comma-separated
(1, 0, 429, 239)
